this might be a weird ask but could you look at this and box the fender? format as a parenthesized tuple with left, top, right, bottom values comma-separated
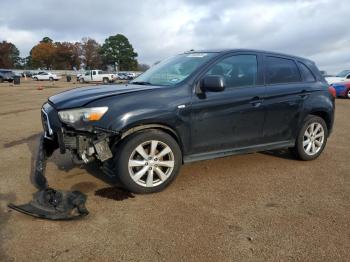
(88, 86, 193, 154)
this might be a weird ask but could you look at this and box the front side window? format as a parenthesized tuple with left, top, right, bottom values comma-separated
(85, 71, 90, 76)
(298, 62, 316, 82)
(205, 54, 258, 88)
(266, 56, 301, 84)
(131, 53, 217, 86)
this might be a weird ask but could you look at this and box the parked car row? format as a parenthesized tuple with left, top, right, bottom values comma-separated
(77, 70, 137, 83)
(1, 69, 138, 84)
(324, 70, 350, 99)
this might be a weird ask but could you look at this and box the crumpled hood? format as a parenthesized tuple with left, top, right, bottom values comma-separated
(49, 84, 162, 110)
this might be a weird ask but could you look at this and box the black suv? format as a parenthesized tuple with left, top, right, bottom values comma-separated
(0, 69, 15, 83)
(41, 49, 335, 193)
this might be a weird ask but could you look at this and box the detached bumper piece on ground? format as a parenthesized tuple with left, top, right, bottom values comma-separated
(8, 135, 89, 220)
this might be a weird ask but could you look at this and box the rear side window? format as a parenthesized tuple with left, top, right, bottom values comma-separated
(298, 62, 316, 82)
(266, 56, 301, 84)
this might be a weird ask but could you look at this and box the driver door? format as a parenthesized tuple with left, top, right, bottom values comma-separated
(189, 53, 266, 155)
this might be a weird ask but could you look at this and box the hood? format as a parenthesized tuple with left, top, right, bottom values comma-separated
(49, 84, 162, 110)
(325, 77, 345, 85)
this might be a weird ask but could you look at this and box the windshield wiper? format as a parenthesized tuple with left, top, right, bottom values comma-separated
(130, 81, 152, 85)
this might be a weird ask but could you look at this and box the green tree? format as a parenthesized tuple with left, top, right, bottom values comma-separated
(41, 37, 53, 43)
(101, 34, 138, 71)
(0, 41, 20, 68)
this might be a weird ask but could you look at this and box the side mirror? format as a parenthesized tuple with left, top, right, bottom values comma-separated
(201, 75, 225, 92)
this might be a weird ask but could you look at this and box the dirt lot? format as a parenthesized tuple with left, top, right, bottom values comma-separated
(0, 79, 349, 261)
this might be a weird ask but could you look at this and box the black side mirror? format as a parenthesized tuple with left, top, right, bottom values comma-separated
(201, 75, 225, 92)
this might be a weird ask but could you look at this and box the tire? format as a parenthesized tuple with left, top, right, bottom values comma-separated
(103, 78, 109, 84)
(346, 89, 350, 99)
(49, 77, 53, 81)
(292, 115, 328, 161)
(0, 78, 3, 83)
(79, 78, 85, 83)
(34, 77, 38, 81)
(112, 129, 182, 193)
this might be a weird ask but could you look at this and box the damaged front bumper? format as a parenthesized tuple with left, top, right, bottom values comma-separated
(41, 102, 116, 164)
(8, 103, 118, 220)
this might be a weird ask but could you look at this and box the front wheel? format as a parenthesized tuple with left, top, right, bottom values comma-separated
(292, 115, 328, 161)
(113, 129, 182, 193)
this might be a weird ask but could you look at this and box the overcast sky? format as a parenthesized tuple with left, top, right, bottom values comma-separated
(0, 0, 349, 73)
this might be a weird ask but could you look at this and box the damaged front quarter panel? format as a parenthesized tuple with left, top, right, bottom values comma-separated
(60, 126, 117, 164)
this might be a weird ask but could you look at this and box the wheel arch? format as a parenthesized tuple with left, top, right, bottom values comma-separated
(308, 110, 332, 133)
(119, 124, 185, 156)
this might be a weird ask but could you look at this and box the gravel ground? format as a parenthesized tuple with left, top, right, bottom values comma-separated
(0, 79, 349, 261)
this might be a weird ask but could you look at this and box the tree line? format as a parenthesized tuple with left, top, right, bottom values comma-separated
(0, 34, 150, 71)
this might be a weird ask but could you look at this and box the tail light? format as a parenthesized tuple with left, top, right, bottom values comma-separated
(328, 86, 336, 98)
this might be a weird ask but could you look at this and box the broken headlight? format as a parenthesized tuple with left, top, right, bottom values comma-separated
(58, 107, 108, 124)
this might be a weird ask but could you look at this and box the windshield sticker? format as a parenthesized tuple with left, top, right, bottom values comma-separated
(186, 53, 208, 58)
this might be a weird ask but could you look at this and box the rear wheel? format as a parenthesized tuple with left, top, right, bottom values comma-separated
(103, 78, 109, 84)
(292, 115, 328, 161)
(0, 77, 3, 83)
(113, 129, 182, 193)
(49, 77, 53, 81)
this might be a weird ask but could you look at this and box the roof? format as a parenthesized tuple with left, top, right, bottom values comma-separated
(184, 49, 313, 63)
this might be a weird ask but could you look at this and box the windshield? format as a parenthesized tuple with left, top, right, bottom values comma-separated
(131, 52, 217, 86)
(336, 70, 350, 77)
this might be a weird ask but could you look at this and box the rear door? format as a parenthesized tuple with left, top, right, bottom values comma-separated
(262, 55, 304, 143)
(190, 53, 266, 154)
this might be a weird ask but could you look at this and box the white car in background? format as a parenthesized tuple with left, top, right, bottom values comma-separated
(325, 70, 350, 85)
(32, 72, 60, 81)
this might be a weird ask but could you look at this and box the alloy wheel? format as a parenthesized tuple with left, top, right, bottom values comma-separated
(128, 140, 175, 187)
(303, 122, 325, 156)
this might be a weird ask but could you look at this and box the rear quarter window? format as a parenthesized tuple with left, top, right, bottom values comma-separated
(266, 56, 301, 84)
(298, 62, 316, 82)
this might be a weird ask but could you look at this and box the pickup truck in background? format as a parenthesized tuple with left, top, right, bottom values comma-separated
(79, 70, 117, 84)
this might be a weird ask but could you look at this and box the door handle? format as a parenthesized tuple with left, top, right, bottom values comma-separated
(250, 96, 262, 107)
(299, 90, 309, 99)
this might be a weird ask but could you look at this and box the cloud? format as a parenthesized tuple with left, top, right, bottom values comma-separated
(0, 0, 349, 73)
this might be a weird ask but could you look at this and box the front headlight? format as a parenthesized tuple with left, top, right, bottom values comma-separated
(58, 107, 108, 124)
